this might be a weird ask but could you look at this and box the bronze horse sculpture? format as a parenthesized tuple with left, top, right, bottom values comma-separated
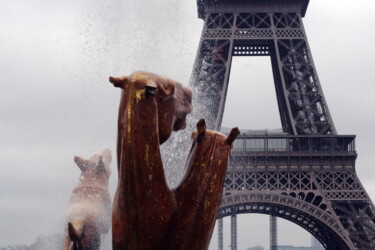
(109, 71, 239, 250)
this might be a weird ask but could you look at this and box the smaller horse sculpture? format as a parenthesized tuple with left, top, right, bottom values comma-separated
(65, 149, 112, 250)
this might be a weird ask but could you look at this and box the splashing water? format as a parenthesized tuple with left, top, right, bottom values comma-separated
(161, 83, 218, 188)
(0, 0, 202, 248)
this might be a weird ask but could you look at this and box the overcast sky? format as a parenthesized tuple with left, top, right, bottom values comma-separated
(0, 0, 375, 249)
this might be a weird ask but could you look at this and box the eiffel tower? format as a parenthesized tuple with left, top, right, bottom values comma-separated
(189, 0, 375, 249)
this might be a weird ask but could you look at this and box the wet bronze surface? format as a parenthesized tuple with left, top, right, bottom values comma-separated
(171, 120, 239, 250)
(110, 71, 238, 250)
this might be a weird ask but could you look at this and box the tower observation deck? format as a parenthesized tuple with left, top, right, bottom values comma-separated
(197, 0, 310, 19)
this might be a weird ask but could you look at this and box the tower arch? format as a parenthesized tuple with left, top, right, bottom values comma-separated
(218, 193, 351, 249)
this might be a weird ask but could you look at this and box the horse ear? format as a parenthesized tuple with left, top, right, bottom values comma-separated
(225, 127, 240, 146)
(96, 156, 106, 174)
(196, 119, 206, 136)
(191, 119, 206, 142)
(68, 223, 79, 241)
(155, 79, 174, 99)
(109, 76, 128, 88)
(74, 156, 88, 171)
(100, 148, 112, 165)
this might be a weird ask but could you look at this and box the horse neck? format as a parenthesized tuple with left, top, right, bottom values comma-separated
(116, 84, 166, 186)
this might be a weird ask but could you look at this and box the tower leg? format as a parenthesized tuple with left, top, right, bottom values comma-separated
(270, 215, 277, 250)
(231, 214, 237, 250)
(218, 218, 223, 250)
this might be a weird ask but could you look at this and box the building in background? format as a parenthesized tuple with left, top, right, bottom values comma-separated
(277, 245, 325, 250)
(247, 246, 265, 250)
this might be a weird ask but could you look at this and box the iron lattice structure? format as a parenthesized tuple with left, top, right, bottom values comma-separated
(192, 0, 335, 135)
(190, 0, 375, 249)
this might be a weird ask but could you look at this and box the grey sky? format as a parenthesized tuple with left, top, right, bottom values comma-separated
(0, 0, 374, 249)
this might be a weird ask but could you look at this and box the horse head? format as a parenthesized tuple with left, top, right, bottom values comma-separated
(109, 71, 192, 144)
(74, 148, 112, 187)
